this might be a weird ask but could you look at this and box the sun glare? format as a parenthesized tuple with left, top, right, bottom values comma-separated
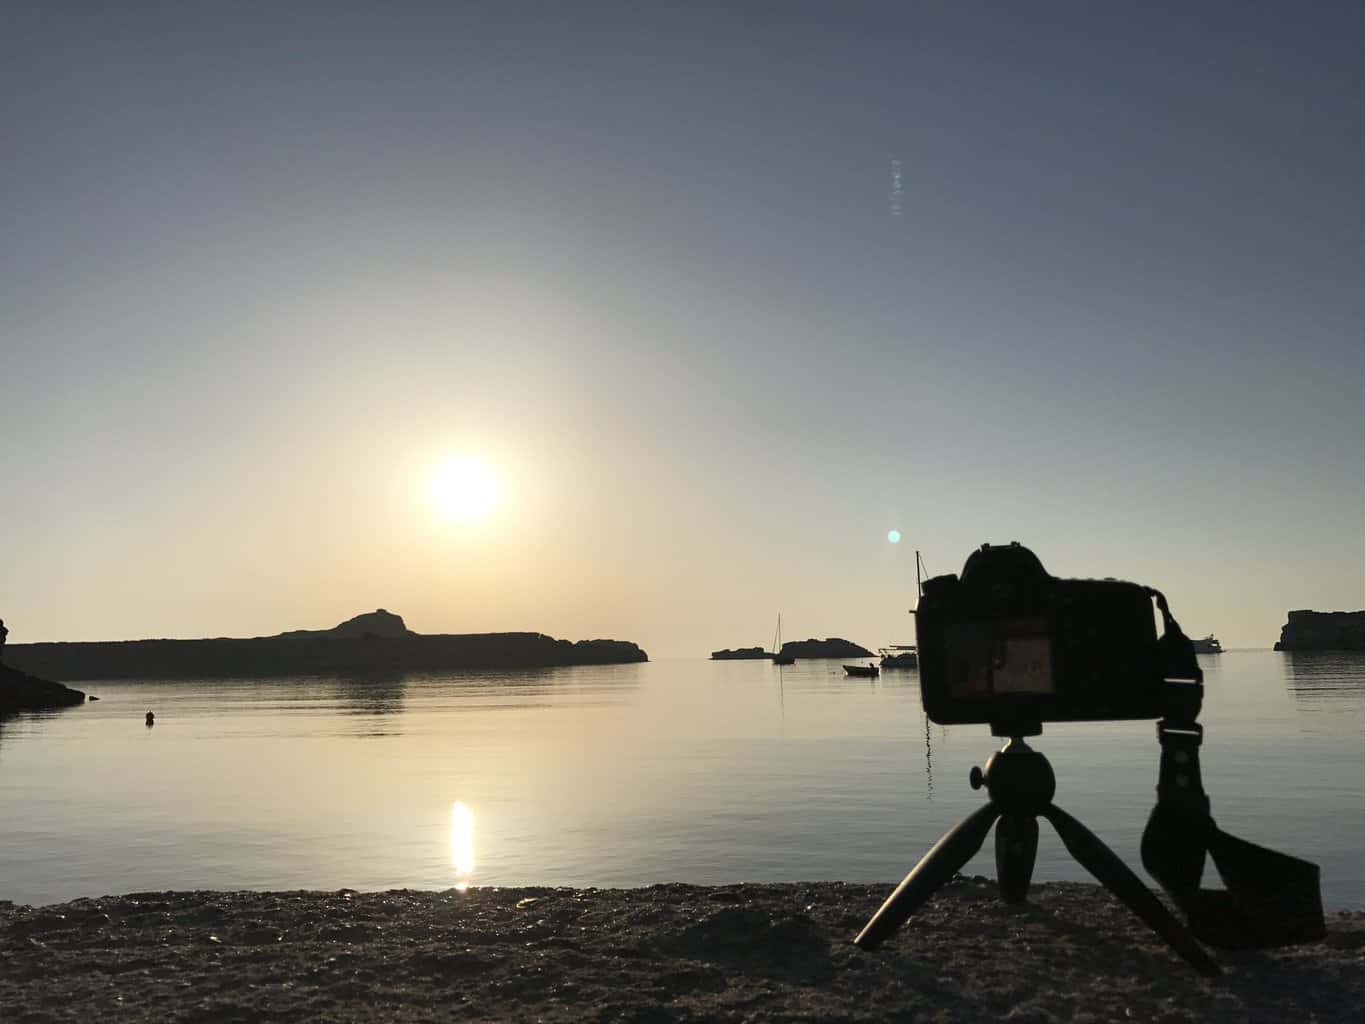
(431, 456, 498, 523)
(451, 800, 475, 891)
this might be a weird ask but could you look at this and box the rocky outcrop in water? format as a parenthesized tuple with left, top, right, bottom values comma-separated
(4, 612, 648, 681)
(778, 638, 873, 659)
(0, 663, 87, 714)
(1274, 610, 1365, 651)
(710, 647, 770, 660)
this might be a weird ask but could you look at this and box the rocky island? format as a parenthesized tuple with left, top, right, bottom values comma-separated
(3, 610, 648, 681)
(777, 637, 873, 659)
(1274, 610, 1365, 651)
(710, 638, 874, 661)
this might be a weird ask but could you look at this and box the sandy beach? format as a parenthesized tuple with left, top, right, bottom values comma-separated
(3, 877, 1361, 1022)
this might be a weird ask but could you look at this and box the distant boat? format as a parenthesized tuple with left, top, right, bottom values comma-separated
(770, 615, 795, 665)
(1192, 635, 1223, 654)
(709, 646, 769, 660)
(879, 644, 918, 669)
(844, 663, 879, 678)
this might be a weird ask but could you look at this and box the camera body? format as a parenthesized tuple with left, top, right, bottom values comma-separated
(916, 543, 1166, 731)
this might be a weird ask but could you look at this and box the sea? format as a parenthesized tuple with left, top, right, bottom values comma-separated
(1, 651, 1362, 909)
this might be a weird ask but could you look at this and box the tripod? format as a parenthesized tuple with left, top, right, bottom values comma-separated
(854, 734, 1220, 976)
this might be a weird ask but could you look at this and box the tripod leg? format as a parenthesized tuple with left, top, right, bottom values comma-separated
(996, 814, 1038, 903)
(1041, 804, 1220, 977)
(854, 803, 999, 950)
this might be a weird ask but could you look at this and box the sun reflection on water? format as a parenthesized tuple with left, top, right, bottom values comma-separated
(450, 800, 476, 891)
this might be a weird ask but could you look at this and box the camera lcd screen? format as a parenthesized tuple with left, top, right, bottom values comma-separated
(944, 616, 1055, 699)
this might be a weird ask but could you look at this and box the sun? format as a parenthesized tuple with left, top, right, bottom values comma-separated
(430, 456, 498, 522)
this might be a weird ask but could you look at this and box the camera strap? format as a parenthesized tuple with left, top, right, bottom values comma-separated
(1140, 592, 1326, 948)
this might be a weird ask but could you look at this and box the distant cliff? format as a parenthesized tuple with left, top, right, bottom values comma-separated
(4, 610, 648, 681)
(710, 647, 769, 660)
(778, 638, 873, 659)
(0, 663, 86, 713)
(1274, 610, 1365, 652)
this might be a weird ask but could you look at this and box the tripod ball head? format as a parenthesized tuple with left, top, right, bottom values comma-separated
(976, 739, 1056, 816)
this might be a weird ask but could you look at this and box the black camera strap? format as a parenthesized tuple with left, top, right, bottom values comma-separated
(1140, 591, 1326, 948)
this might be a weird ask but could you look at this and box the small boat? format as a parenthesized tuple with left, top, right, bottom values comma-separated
(844, 663, 879, 678)
(1191, 635, 1223, 654)
(770, 614, 795, 665)
(879, 644, 918, 669)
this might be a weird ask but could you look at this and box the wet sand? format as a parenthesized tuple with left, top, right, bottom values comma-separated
(3, 878, 1362, 1022)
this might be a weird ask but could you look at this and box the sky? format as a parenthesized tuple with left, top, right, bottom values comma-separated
(3, 2, 1363, 655)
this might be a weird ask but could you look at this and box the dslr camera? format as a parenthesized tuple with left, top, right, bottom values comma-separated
(916, 542, 1170, 731)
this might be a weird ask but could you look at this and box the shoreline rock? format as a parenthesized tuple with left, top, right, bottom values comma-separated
(1, 879, 1360, 1021)
(0, 663, 87, 714)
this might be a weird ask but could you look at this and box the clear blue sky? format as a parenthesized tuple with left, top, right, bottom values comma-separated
(3, 2, 1363, 654)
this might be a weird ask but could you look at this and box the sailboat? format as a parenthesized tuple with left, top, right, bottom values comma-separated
(878, 551, 925, 668)
(770, 615, 795, 665)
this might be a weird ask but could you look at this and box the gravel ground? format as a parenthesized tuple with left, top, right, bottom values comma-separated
(2, 878, 1362, 1022)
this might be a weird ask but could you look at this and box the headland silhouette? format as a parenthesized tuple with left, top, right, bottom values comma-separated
(3, 610, 648, 681)
(1274, 610, 1365, 651)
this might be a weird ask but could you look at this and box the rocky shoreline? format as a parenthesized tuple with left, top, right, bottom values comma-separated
(3, 879, 1361, 1022)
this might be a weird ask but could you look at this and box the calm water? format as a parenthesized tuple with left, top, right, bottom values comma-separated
(1, 651, 1362, 908)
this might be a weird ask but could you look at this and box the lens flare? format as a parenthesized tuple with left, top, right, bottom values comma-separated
(887, 530, 901, 544)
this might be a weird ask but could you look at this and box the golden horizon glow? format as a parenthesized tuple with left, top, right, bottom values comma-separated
(430, 456, 498, 523)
